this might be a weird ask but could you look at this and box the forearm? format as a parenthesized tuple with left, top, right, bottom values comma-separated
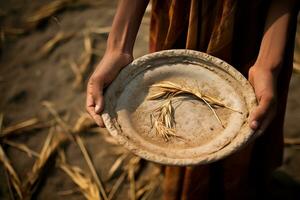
(255, 0, 298, 75)
(106, 0, 149, 54)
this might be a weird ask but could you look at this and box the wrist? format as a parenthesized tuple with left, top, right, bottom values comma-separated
(99, 49, 133, 71)
(104, 48, 133, 59)
(249, 63, 279, 85)
(253, 58, 282, 77)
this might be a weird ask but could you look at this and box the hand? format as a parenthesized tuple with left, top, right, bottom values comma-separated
(86, 51, 133, 127)
(248, 64, 278, 134)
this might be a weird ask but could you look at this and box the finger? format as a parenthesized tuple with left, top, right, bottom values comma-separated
(249, 95, 274, 130)
(86, 92, 105, 127)
(89, 79, 105, 115)
(94, 91, 104, 115)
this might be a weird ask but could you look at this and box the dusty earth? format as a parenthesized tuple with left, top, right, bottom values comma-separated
(0, 1, 299, 199)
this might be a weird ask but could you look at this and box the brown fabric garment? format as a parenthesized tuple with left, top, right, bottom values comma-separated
(149, 0, 299, 199)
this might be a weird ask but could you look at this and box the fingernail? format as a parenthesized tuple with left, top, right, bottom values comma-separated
(95, 105, 100, 114)
(250, 121, 259, 130)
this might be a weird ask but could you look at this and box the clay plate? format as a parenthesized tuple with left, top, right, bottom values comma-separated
(102, 49, 257, 166)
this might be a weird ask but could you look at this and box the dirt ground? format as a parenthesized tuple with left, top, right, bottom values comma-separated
(0, 1, 299, 199)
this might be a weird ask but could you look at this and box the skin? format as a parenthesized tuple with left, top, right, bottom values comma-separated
(248, 0, 297, 133)
(86, 0, 149, 127)
(86, 0, 298, 135)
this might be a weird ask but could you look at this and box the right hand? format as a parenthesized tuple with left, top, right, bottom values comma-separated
(86, 50, 133, 127)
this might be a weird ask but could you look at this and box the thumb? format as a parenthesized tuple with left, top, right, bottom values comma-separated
(93, 83, 105, 114)
(86, 78, 105, 127)
(249, 95, 274, 130)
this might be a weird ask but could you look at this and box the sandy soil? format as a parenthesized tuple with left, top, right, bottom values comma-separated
(0, 1, 299, 199)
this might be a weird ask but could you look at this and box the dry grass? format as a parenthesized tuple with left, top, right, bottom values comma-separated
(75, 135, 108, 200)
(107, 153, 129, 181)
(1, 118, 39, 137)
(149, 81, 239, 112)
(2, 0, 103, 38)
(57, 188, 80, 196)
(42, 101, 108, 200)
(25, 0, 75, 29)
(66, 33, 94, 88)
(0, 113, 3, 133)
(107, 156, 141, 200)
(149, 99, 181, 141)
(22, 128, 67, 198)
(0, 145, 23, 199)
(73, 113, 95, 133)
(40, 31, 75, 57)
(58, 150, 101, 200)
(148, 81, 242, 136)
(108, 172, 127, 200)
(136, 177, 161, 200)
(127, 157, 141, 200)
(68, 59, 83, 88)
(3, 139, 39, 158)
(75, 33, 94, 88)
(284, 137, 300, 145)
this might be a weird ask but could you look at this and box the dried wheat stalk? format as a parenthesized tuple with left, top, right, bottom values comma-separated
(108, 171, 127, 200)
(75, 135, 108, 200)
(25, 0, 73, 29)
(57, 188, 80, 196)
(0, 113, 3, 133)
(79, 33, 93, 72)
(127, 157, 141, 200)
(40, 31, 74, 57)
(107, 152, 129, 181)
(284, 137, 300, 145)
(148, 81, 241, 130)
(66, 33, 93, 88)
(22, 128, 67, 198)
(58, 151, 101, 200)
(136, 178, 160, 200)
(42, 102, 108, 199)
(0, 146, 23, 199)
(107, 156, 141, 200)
(4, 168, 16, 200)
(72, 113, 95, 133)
(68, 59, 83, 88)
(148, 81, 240, 112)
(135, 163, 161, 200)
(1, 118, 39, 136)
(3, 139, 39, 158)
(149, 99, 181, 141)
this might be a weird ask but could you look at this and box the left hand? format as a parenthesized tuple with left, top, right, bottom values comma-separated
(248, 64, 278, 134)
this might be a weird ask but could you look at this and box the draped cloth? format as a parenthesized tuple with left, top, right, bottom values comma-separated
(149, 0, 299, 199)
